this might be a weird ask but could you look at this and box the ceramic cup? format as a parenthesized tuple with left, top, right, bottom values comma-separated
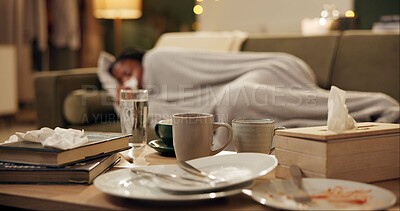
(172, 113, 233, 161)
(154, 119, 173, 145)
(232, 118, 285, 154)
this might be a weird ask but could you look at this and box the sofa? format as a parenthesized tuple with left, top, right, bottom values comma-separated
(34, 30, 399, 138)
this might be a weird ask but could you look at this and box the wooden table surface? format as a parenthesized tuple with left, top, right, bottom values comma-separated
(0, 146, 398, 210)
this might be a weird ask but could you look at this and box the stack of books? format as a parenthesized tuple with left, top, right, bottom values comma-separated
(274, 122, 399, 183)
(0, 132, 130, 184)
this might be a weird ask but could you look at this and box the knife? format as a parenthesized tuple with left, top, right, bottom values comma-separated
(289, 165, 312, 204)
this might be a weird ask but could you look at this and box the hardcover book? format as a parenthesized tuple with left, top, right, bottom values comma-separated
(0, 132, 130, 166)
(0, 153, 120, 184)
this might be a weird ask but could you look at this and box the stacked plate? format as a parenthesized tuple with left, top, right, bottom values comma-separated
(94, 153, 278, 201)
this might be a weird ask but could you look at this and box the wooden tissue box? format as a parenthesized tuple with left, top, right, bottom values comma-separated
(274, 122, 399, 183)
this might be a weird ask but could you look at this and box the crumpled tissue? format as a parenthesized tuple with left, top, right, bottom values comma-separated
(327, 86, 357, 132)
(4, 127, 88, 150)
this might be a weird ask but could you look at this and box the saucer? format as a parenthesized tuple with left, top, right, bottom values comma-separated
(148, 139, 175, 156)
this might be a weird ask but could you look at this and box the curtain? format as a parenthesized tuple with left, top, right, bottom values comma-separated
(80, 0, 103, 67)
(0, 0, 16, 44)
(50, 0, 81, 50)
(24, 0, 48, 51)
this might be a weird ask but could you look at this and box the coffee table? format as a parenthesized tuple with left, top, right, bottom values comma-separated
(0, 146, 398, 210)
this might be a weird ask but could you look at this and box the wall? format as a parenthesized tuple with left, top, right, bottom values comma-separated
(355, 0, 400, 29)
(102, 0, 196, 54)
(198, 0, 353, 33)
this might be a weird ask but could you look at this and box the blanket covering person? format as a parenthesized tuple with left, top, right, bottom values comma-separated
(142, 48, 399, 129)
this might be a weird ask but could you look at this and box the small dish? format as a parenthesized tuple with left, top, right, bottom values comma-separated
(148, 139, 175, 156)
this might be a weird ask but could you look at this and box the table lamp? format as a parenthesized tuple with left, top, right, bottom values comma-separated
(93, 0, 142, 54)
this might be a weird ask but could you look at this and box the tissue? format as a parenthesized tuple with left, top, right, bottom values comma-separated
(5, 127, 88, 150)
(327, 86, 357, 132)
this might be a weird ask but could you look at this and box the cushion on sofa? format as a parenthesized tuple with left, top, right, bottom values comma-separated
(97, 51, 118, 99)
(155, 31, 248, 52)
(331, 30, 400, 101)
(241, 33, 340, 89)
(63, 89, 116, 125)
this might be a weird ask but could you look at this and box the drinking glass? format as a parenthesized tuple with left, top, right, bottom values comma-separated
(120, 89, 148, 149)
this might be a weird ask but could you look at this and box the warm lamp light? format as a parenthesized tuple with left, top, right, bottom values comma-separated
(93, 0, 142, 19)
(93, 0, 142, 54)
(345, 10, 355, 18)
(193, 5, 203, 15)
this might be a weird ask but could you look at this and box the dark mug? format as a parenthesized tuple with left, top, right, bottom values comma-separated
(155, 119, 173, 144)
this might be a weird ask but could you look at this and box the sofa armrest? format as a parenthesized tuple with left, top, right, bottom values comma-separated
(34, 67, 101, 128)
(63, 89, 116, 125)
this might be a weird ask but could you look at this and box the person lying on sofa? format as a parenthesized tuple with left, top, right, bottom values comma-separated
(99, 47, 399, 128)
(107, 47, 146, 103)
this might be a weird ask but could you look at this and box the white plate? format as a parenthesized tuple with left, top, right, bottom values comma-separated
(152, 153, 277, 192)
(243, 178, 397, 210)
(94, 153, 277, 201)
(94, 168, 251, 201)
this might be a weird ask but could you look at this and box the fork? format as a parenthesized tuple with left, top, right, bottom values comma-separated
(289, 165, 312, 205)
(176, 160, 228, 185)
(131, 168, 212, 186)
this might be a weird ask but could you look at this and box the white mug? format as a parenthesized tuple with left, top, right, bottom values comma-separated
(232, 118, 285, 154)
(172, 113, 233, 161)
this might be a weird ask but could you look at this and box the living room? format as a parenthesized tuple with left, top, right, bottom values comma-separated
(0, 0, 399, 137)
(0, 0, 399, 209)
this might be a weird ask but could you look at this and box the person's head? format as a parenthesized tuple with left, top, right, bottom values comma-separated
(108, 47, 145, 88)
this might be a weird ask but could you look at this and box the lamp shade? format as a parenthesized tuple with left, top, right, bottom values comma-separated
(93, 0, 142, 19)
